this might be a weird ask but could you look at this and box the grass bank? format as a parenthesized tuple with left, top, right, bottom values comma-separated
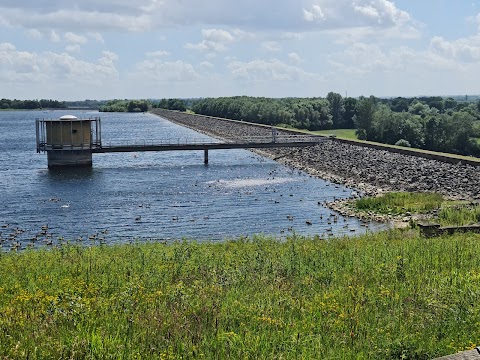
(312, 128, 358, 140)
(351, 192, 480, 226)
(1, 231, 480, 359)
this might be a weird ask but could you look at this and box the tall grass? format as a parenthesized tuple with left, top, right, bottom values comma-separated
(354, 192, 443, 215)
(1, 232, 480, 359)
(439, 205, 480, 226)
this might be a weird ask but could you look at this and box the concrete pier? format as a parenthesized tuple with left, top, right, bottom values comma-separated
(47, 150, 93, 168)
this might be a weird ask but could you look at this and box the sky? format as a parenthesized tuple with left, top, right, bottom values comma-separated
(1, 1, 480, 100)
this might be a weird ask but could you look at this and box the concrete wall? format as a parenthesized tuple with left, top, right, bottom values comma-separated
(47, 150, 92, 168)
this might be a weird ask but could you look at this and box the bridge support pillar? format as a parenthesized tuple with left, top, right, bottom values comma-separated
(204, 148, 209, 164)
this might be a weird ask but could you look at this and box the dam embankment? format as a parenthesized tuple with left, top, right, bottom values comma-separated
(151, 109, 480, 201)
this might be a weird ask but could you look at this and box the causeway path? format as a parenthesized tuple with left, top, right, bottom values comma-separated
(151, 109, 480, 201)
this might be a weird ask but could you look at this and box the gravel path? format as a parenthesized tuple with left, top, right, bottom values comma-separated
(151, 109, 480, 201)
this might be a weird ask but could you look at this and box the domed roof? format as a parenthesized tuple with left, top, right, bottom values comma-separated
(59, 115, 78, 120)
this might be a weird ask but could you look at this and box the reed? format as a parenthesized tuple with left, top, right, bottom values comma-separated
(439, 205, 480, 226)
(1, 231, 480, 359)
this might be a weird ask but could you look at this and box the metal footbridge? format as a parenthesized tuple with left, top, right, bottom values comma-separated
(35, 115, 324, 167)
(92, 135, 323, 164)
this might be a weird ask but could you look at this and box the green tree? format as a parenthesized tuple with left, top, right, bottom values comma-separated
(326, 92, 345, 128)
(408, 101, 429, 116)
(444, 97, 457, 110)
(390, 97, 410, 112)
(353, 97, 376, 140)
(343, 97, 357, 128)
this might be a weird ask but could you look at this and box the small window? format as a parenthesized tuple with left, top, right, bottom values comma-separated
(72, 129, 78, 134)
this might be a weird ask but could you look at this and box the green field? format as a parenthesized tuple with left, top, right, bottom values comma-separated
(1, 231, 480, 359)
(312, 129, 358, 140)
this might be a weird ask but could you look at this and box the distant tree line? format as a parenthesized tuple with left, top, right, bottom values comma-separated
(353, 96, 480, 156)
(0, 98, 66, 109)
(191, 95, 480, 157)
(63, 99, 107, 109)
(100, 99, 150, 113)
(99, 98, 188, 113)
(153, 98, 187, 112)
(192, 95, 355, 130)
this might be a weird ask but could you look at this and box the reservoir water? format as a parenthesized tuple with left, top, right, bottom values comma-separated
(0, 110, 384, 250)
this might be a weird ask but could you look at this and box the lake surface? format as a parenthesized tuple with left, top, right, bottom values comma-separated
(0, 110, 385, 250)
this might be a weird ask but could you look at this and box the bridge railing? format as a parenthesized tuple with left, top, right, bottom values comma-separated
(100, 135, 323, 148)
(37, 141, 102, 152)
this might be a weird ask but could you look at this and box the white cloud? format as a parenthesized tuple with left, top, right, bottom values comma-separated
(232, 28, 256, 41)
(262, 41, 281, 52)
(0, 7, 152, 32)
(280, 32, 304, 40)
(5, 1, 477, 99)
(88, 32, 105, 43)
(288, 52, 302, 64)
(0, 45, 119, 86)
(301, 0, 412, 34)
(185, 28, 236, 54)
(352, 0, 410, 26)
(325, 23, 420, 45)
(202, 28, 235, 43)
(199, 61, 214, 70)
(228, 59, 318, 81)
(329, 43, 394, 75)
(430, 35, 480, 62)
(25, 29, 43, 39)
(65, 44, 81, 53)
(145, 50, 170, 57)
(353, 4, 380, 20)
(132, 59, 199, 82)
(303, 4, 325, 22)
(64, 32, 88, 44)
(49, 30, 60, 42)
(0, 1, 415, 34)
(328, 38, 473, 80)
(0, 42, 16, 51)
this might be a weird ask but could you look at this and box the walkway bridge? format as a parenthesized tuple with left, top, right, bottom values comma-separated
(35, 115, 324, 167)
(94, 135, 323, 164)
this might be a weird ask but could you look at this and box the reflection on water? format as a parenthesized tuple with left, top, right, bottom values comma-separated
(0, 110, 388, 251)
(206, 177, 298, 188)
(47, 166, 95, 181)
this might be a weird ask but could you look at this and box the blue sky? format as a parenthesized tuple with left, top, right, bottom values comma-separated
(1, 1, 480, 100)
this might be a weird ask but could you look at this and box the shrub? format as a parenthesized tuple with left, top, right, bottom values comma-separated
(395, 139, 411, 147)
(355, 128, 367, 140)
